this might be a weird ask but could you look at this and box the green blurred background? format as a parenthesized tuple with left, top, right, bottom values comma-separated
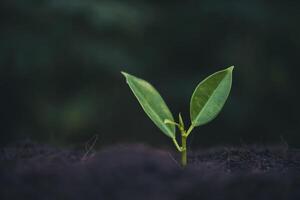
(1, 0, 299, 148)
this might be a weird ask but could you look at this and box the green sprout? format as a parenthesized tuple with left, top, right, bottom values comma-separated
(121, 66, 234, 167)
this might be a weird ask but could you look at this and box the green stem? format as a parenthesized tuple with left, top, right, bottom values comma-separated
(181, 124, 194, 167)
(171, 116, 194, 167)
(181, 135, 187, 167)
(172, 138, 182, 152)
(186, 125, 194, 137)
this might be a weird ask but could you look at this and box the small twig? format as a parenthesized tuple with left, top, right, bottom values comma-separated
(280, 135, 289, 157)
(168, 152, 181, 167)
(280, 135, 289, 150)
(81, 134, 99, 162)
(224, 147, 232, 173)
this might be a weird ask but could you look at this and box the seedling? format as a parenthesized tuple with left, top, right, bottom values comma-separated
(121, 66, 234, 167)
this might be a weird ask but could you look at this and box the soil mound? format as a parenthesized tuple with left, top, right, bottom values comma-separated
(1, 141, 300, 200)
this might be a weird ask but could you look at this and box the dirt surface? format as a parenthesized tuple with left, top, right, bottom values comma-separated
(1, 140, 300, 200)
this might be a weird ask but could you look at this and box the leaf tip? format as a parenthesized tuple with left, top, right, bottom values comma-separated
(227, 66, 234, 72)
(121, 71, 129, 77)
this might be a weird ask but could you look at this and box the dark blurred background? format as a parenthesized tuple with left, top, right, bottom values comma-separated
(1, 0, 299, 148)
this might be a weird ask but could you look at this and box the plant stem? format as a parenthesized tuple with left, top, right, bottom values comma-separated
(186, 125, 194, 137)
(181, 134, 187, 167)
(172, 138, 182, 152)
(172, 115, 193, 167)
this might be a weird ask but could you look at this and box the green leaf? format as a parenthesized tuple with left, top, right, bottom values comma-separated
(121, 72, 175, 138)
(190, 66, 234, 127)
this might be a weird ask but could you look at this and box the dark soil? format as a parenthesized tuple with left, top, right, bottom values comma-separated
(1, 140, 300, 200)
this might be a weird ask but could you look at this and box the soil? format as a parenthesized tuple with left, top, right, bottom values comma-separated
(1, 140, 300, 200)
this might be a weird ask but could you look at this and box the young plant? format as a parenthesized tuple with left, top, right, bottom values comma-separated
(121, 66, 234, 167)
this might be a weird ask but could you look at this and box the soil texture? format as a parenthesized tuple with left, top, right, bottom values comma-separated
(1, 140, 300, 200)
